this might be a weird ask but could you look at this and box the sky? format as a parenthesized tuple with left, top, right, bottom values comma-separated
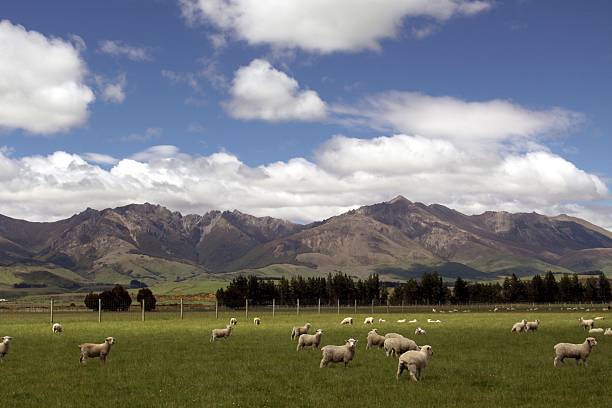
(0, 0, 611, 229)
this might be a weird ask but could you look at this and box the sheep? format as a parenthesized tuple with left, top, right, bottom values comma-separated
(364, 317, 374, 325)
(78, 337, 115, 364)
(511, 319, 528, 333)
(396, 345, 433, 381)
(408, 319, 417, 323)
(211, 325, 233, 342)
(0, 336, 13, 362)
(594, 316, 605, 320)
(320, 338, 358, 368)
(604, 328, 612, 336)
(291, 323, 311, 340)
(397, 319, 406, 323)
(427, 319, 441, 323)
(52, 323, 63, 333)
(415, 327, 426, 336)
(525, 319, 540, 332)
(384, 336, 419, 357)
(340, 317, 354, 325)
(297, 329, 323, 351)
(378, 318, 386, 323)
(589, 328, 604, 334)
(553, 337, 597, 367)
(579, 317, 595, 331)
(229, 317, 238, 326)
(384, 332, 403, 339)
(253, 317, 261, 325)
(366, 329, 386, 349)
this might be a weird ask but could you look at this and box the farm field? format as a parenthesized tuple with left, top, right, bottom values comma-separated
(1, 310, 611, 407)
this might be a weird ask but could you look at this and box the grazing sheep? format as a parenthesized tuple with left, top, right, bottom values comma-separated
(415, 327, 426, 336)
(525, 320, 540, 332)
(340, 317, 354, 325)
(229, 318, 238, 326)
(408, 319, 417, 323)
(397, 319, 406, 323)
(397, 345, 433, 381)
(589, 328, 604, 334)
(384, 336, 419, 357)
(79, 337, 115, 364)
(384, 332, 403, 339)
(427, 319, 441, 323)
(604, 328, 612, 336)
(579, 317, 595, 331)
(297, 329, 323, 351)
(320, 338, 358, 368)
(291, 323, 311, 340)
(594, 316, 605, 320)
(553, 337, 597, 367)
(52, 323, 63, 333)
(378, 318, 386, 323)
(511, 319, 528, 333)
(211, 325, 233, 342)
(366, 329, 386, 349)
(253, 317, 261, 325)
(0, 336, 13, 362)
(364, 317, 374, 325)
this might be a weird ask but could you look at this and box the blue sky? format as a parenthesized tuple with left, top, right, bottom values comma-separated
(0, 0, 611, 228)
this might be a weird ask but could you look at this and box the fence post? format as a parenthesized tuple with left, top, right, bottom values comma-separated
(50, 299, 54, 324)
(141, 299, 145, 322)
(215, 299, 218, 319)
(297, 299, 300, 315)
(318, 298, 321, 314)
(386, 298, 389, 314)
(245, 299, 249, 319)
(272, 298, 275, 318)
(98, 298, 101, 323)
(354, 299, 357, 314)
(371, 299, 374, 314)
(337, 299, 340, 315)
(180, 298, 183, 320)
(401, 300, 404, 313)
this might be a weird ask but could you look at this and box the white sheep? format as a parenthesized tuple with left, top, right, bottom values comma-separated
(340, 317, 354, 325)
(579, 317, 595, 331)
(414, 327, 426, 336)
(384, 336, 419, 357)
(384, 332, 403, 339)
(211, 325, 233, 342)
(378, 318, 386, 323)
(396, 345, 433, 381)
(408, 319, 417, 323)
(320, 338, 358, 368)
(253, 317, 261, 325)
(427, 319, 441, 323)
(52, 323, 63, 333)
(0, 336, 13, 362)
(229, 317, 238, 326)
(553, 337, 597, 367)
(589, 328, 604, 334)
(525, 319, 540, 332)
(291, 323, 311, 340)
(397, 319, 406, 323)
(364, 317, 374, 325)
(511, 319, 527, 333)
(79, 337, 115, 364)
(297, 329, 323, 351)
(604, 328, 612, 336)
(366, 329, 386, 349)
(594, 316, 605, 320)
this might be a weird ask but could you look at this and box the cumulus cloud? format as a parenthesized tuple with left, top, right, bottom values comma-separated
(0, 135, 609, 231)
(225, 59, 327, 121)
(96, 73, 127, 104)
(120, 127, 163, 143)
(83, 153, 119, 165)
(0, 20, 95, 134)
(179, 0, 492, 53)
(98, 40, 152, 61)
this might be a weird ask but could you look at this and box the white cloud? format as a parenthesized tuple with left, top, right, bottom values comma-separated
(225, 59, 327, 122)
(83, 153, 119, 165)
(334, 91, 582, 143)
(0, 20, 95, 134)
(98, 40, 152, 61)
(0, 135, 609, 231)
(180, 0, 492, 53)
(120, 127, 163, 143)
(97, 73, 127, 104)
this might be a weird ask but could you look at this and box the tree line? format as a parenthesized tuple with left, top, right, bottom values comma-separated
(84, 285, 157, 311)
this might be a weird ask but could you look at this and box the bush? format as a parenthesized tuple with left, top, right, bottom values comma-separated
(137, 288, 157, 311)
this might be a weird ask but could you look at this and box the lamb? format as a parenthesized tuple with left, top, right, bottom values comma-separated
(408, 319, 417, 323)
(594, 316, 605, 320)
(384, 332, 403, 339)
(366, 329, 386, 349)
(229, 317, 238, 326)
(211, 325, 233, 342)
(291, 323, 311, 340)
(415, 327, 426, 336)
(553, 337, 597, 367)
(579, 317, 595, 331)
(511, 319, 528, 333)
(396, 345, 433, 381)
(427, 319, 441, 323)
(78, 337, 115, 364)
(0, 336, 13, 362)
(320, 338, 358, 368)
(340, 317, 354, 325)
(52, 323, 63, 333)
(397, 319, 406, 323)
(604, 328, 612, 336)
(253, 317, 261, 325)
(378, 318, 386, 323)
(525, 319, 540, 332)
(364, 317, 374, 325)
(297, 329, 323, 351)
(589, 328, 604, 334)
(384, 336, 419, 357)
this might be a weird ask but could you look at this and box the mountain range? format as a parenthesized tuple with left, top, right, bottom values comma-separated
(1, 196, 611, 294)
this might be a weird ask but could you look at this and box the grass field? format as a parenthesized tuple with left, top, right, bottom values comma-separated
(1, 310, 611, 407)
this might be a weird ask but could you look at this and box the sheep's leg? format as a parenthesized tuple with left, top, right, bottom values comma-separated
(80, 354, 87, 365)
(319, 358, 327, 368)
(396, 362, 405, 380)
(100, 353, 107, 363)
(408, 365, 419, 382)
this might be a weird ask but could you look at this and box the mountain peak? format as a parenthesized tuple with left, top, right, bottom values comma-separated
(387, 195, 411, 205)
